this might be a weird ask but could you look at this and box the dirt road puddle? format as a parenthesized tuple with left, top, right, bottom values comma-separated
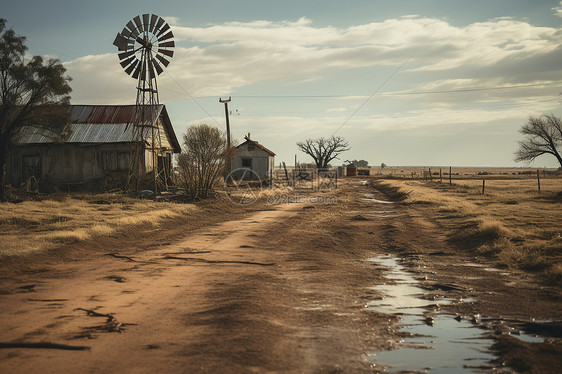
(365, 255, 543, 373)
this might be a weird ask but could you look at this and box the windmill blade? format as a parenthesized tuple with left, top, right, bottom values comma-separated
(133, 15, 144, 34)
(120, 27, 132, 39)
(120, 55, 137, 68)
(113, 33, 130, 51)
(155, 54, 170, 67)
(158, 30, 174, 42)
(132, 61, 142, 79)
(158, 49, 174, 58)
(155, 17, 165, 33)
(156, 23, 170, 37)
(126, 20, 139, 38)
(151, 58, 164, 75)
(159, 41, 175, 48)
(118, 50, 135, 60)
(149, 14, 158, 33)
(124, 60, 138, 76)
(142, 14, 150, 30)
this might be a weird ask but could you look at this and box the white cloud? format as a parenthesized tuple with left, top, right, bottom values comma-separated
(66, 15, 562, 104)
(553, 1, 562, 18)
(65, 13, 562, 158)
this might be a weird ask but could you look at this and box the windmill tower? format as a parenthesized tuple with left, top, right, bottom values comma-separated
(113, 14, 174, 193)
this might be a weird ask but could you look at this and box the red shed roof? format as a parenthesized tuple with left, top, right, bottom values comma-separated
(237, 136, 275, 156)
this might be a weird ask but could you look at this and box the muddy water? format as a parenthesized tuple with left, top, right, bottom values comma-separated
(365, 256, 543, 373)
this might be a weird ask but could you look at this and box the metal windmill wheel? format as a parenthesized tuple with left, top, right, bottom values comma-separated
(113, 14, 174, 80)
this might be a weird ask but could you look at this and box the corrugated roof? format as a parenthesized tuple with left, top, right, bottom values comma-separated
(18, 123, 143, 144)
(17, 105, 181, 153)
(69, 105, 161, 124)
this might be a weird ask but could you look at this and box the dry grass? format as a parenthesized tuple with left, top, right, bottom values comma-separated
(0, 195, 197, 257)
(377, 174, 562, 283)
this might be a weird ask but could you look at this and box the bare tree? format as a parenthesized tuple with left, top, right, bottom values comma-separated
(296, 136, 350, 169)
(515, 114, 562, 168)
(0, 19, 72, 200)
(177, 124, 234, 199)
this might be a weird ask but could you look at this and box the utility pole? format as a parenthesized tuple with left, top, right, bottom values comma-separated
(219, 97, 231, 148)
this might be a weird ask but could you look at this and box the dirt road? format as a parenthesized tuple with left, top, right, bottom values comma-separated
(0, 180, 560, 373)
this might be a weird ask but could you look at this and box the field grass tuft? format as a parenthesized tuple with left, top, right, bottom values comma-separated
(0, 194, 197, 257)
(376, 175, 562, 284)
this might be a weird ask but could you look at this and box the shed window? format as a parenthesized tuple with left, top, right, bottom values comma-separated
(247, 143, 256, 151)
(242, 158, 252, 167)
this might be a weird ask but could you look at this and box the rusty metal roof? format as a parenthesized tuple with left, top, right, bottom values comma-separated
(17, 105, 181, 153)
(237, 136, 276, 156)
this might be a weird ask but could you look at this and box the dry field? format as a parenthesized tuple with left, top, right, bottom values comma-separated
(0, 194, 198, 257)
(377, 171, 562, 283)
(0, 176, 560, 373)
(370, 166, 560, 181)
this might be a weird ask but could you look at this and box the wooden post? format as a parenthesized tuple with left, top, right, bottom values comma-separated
(449, 166, 452, 186)
(219, 97, 232, 180)
(537, 169, 541, 192)
(429, 168, 432, 181)
(219, 97, 231, 149)
(482, 179, 485, 194)
(439, 168, 442, 183)
(283, 162, 289, 186)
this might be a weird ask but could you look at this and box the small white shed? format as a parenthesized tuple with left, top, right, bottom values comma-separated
(232, 135, 275, 181)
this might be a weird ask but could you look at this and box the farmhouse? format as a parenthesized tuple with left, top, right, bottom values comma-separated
(6, 104, 181, 192)
(232, 135, 275, 181)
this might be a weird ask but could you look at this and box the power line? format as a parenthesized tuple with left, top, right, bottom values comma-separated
(163, 70, 226, 132)
(226, 80, 562, 99)
(233, 98, 562, 118)
(331, 55, 413, 136)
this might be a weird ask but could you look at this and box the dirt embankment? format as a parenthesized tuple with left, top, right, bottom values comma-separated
(0, 179, 560, 373)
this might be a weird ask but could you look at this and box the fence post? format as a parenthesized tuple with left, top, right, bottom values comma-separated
(439, 168, 442, 183)
(537, 169, 541, 192)
(449, 166, 452, 186)
(429, 168, 432, 181)
(482, 179, 485, 194)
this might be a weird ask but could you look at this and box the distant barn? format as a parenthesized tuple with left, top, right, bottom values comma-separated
(232, 135, 275, 182)
(6, 105, 180, 192)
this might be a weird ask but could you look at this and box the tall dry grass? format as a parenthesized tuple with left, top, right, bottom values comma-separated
(0, 195, 197, 257)
(378, 177, 562, 283)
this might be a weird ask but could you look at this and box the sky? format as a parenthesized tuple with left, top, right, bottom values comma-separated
(2, 0, 562, 167)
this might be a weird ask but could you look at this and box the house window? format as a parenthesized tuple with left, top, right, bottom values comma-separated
(247, 143, 255, 151)
(242, 158, 252, 168)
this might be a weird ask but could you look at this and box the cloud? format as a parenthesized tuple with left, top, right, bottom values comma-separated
(65, 12, 562, 167)
(65, 15, 562, 105)
(554, 1, 562, 18)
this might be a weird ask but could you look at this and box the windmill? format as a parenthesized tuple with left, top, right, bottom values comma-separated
(113, 14, 174, 193)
